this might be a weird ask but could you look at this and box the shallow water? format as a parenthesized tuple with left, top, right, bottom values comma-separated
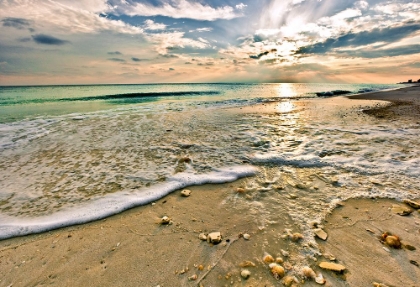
(1, 83, 418, 247)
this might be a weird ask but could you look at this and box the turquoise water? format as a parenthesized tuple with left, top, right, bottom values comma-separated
(0, 83, 398, 123)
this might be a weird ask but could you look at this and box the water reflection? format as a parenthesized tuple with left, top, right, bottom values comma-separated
(277, 101, 295, 113)
(277, 83, 298, 98)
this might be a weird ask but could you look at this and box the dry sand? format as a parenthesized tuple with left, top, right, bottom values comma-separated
(1, 86, 419, 287)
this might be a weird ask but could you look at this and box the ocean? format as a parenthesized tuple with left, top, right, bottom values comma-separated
(1, 83, 419, 248)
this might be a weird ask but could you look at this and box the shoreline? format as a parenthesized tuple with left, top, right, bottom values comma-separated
(1, 86, 419, 286)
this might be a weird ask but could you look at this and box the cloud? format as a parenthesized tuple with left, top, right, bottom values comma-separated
(169, 68, 175, 70)
(296, 23, 420, 56)
(131, 57, 143, 62)
(108, 51, 122, 55)
(147, 31, 209, 54)
(235, 3, 247, 10)
(116, 0, 241, 21)
(337, 44, 420, 58)
(143, 19, 166, 31)
(108, 58, 125, 62)
(189, 27, 213, 33)
(2, 17, 31, 29)
(32, 34, 69, 45)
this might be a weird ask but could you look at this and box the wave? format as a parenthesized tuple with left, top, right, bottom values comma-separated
(0, 91, 221, 105)
(315, 90, 352, 97)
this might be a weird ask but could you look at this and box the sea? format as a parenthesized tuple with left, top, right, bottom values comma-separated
(1, 83, 419, 253)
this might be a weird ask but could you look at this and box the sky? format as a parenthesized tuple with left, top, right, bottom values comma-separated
(0, 0, 419, 85)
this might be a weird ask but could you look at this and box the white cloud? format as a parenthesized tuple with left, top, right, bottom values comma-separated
(117, 0, 241, 21)
(235, 3, 247, 10)
(147, 32, 209, 54)
(0, 0, 143, 34)
(355, 1, 369, 10)
(143, 19, 166, 31)
(189, 27, 213, 33)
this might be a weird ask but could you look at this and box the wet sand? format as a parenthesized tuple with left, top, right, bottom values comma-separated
(1, 86, 420, 287)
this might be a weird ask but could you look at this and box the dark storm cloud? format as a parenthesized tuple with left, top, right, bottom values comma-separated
(2, 17, 30, 29)
(297, 23, 420, 56)
(108, 58, 125, 62)
(32, 34, 69, 45)
(250, 49, 277, 59)
(108, 51, 122, 55)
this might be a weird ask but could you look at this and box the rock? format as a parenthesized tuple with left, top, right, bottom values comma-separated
(270, 263, 285, 279)
(314, 229, 328, 240)
(323, 253, 336, 261)
(275, 257, 284, 264)
(281, 249, 289, 257)
(180, 189, 191, 197)
(403, 199, 420, 209)
(239, 261, 256, 267)
(263, 254, 275, 263)
(391, 205, 412, 216)
(319, 262, 346, 273)
(243, 233, 251, 240)
(179, 156, 192, 163)
(409, 260, 419, 267)
(236, 188, 246, 193)
(207, 232, 222, 244)
(198, 233, 207, 241)
(160, 216, 171, 225)
(188, 274, 198, 281)
(240, 269, 251, 279)
(385, 235, 401, 249)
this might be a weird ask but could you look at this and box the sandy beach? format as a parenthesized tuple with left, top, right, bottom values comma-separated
(1, 86, 419, 287)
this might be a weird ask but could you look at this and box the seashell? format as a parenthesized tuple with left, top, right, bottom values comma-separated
(239, 261, 256, 267)
(198, 265, 204, 271)
(188, 274, 198, 281)
(181, 189, 191, 197)
(240, 269, 251, 279)
(281, 249, 289, 257)
(243, 233, 251, 240)
(283, 276, 298, 287)
(315, 274, 326, 285)
(270, 263, 285, 279)
(236, 187, 246, 193)
(198, 233, 207, 241)
(385, 235, 401, 249)
(275, 257, 284, 264)
(302, 266, 316, 279)
(160, 216, 171, 225)
(291, 233, 304, 242)
(263, 253, 275, 263)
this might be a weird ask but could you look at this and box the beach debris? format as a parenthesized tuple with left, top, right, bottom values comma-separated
(180, 189, 191, 197)
(198, 233, 207, 241)
(373, 282, 391, 287)
(188, 274, 198, 281)
(239, 261, 256, 268)
(240, 269, 251, 279)
(403, 199, 420, 209)
(283, 275, 299, 287)
(197, 265, 204, 271)
(243, 233, 251, 240)
(160, 216, 172, 225)
(314, 229, 328, 241)
(263, 253, 275, 263)
(207, 232, 222, 244)
(270, 263, 285, 279)
(409, 260, 419, 267)
(276, 257, 284, 264)
(391, 204, 412, 216)
(381, 232, 401, 249)
(179, 267, 189, 274)
(319, 262, 346, 273)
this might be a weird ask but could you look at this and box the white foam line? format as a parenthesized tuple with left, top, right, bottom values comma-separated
(0, 165, 257, 240)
